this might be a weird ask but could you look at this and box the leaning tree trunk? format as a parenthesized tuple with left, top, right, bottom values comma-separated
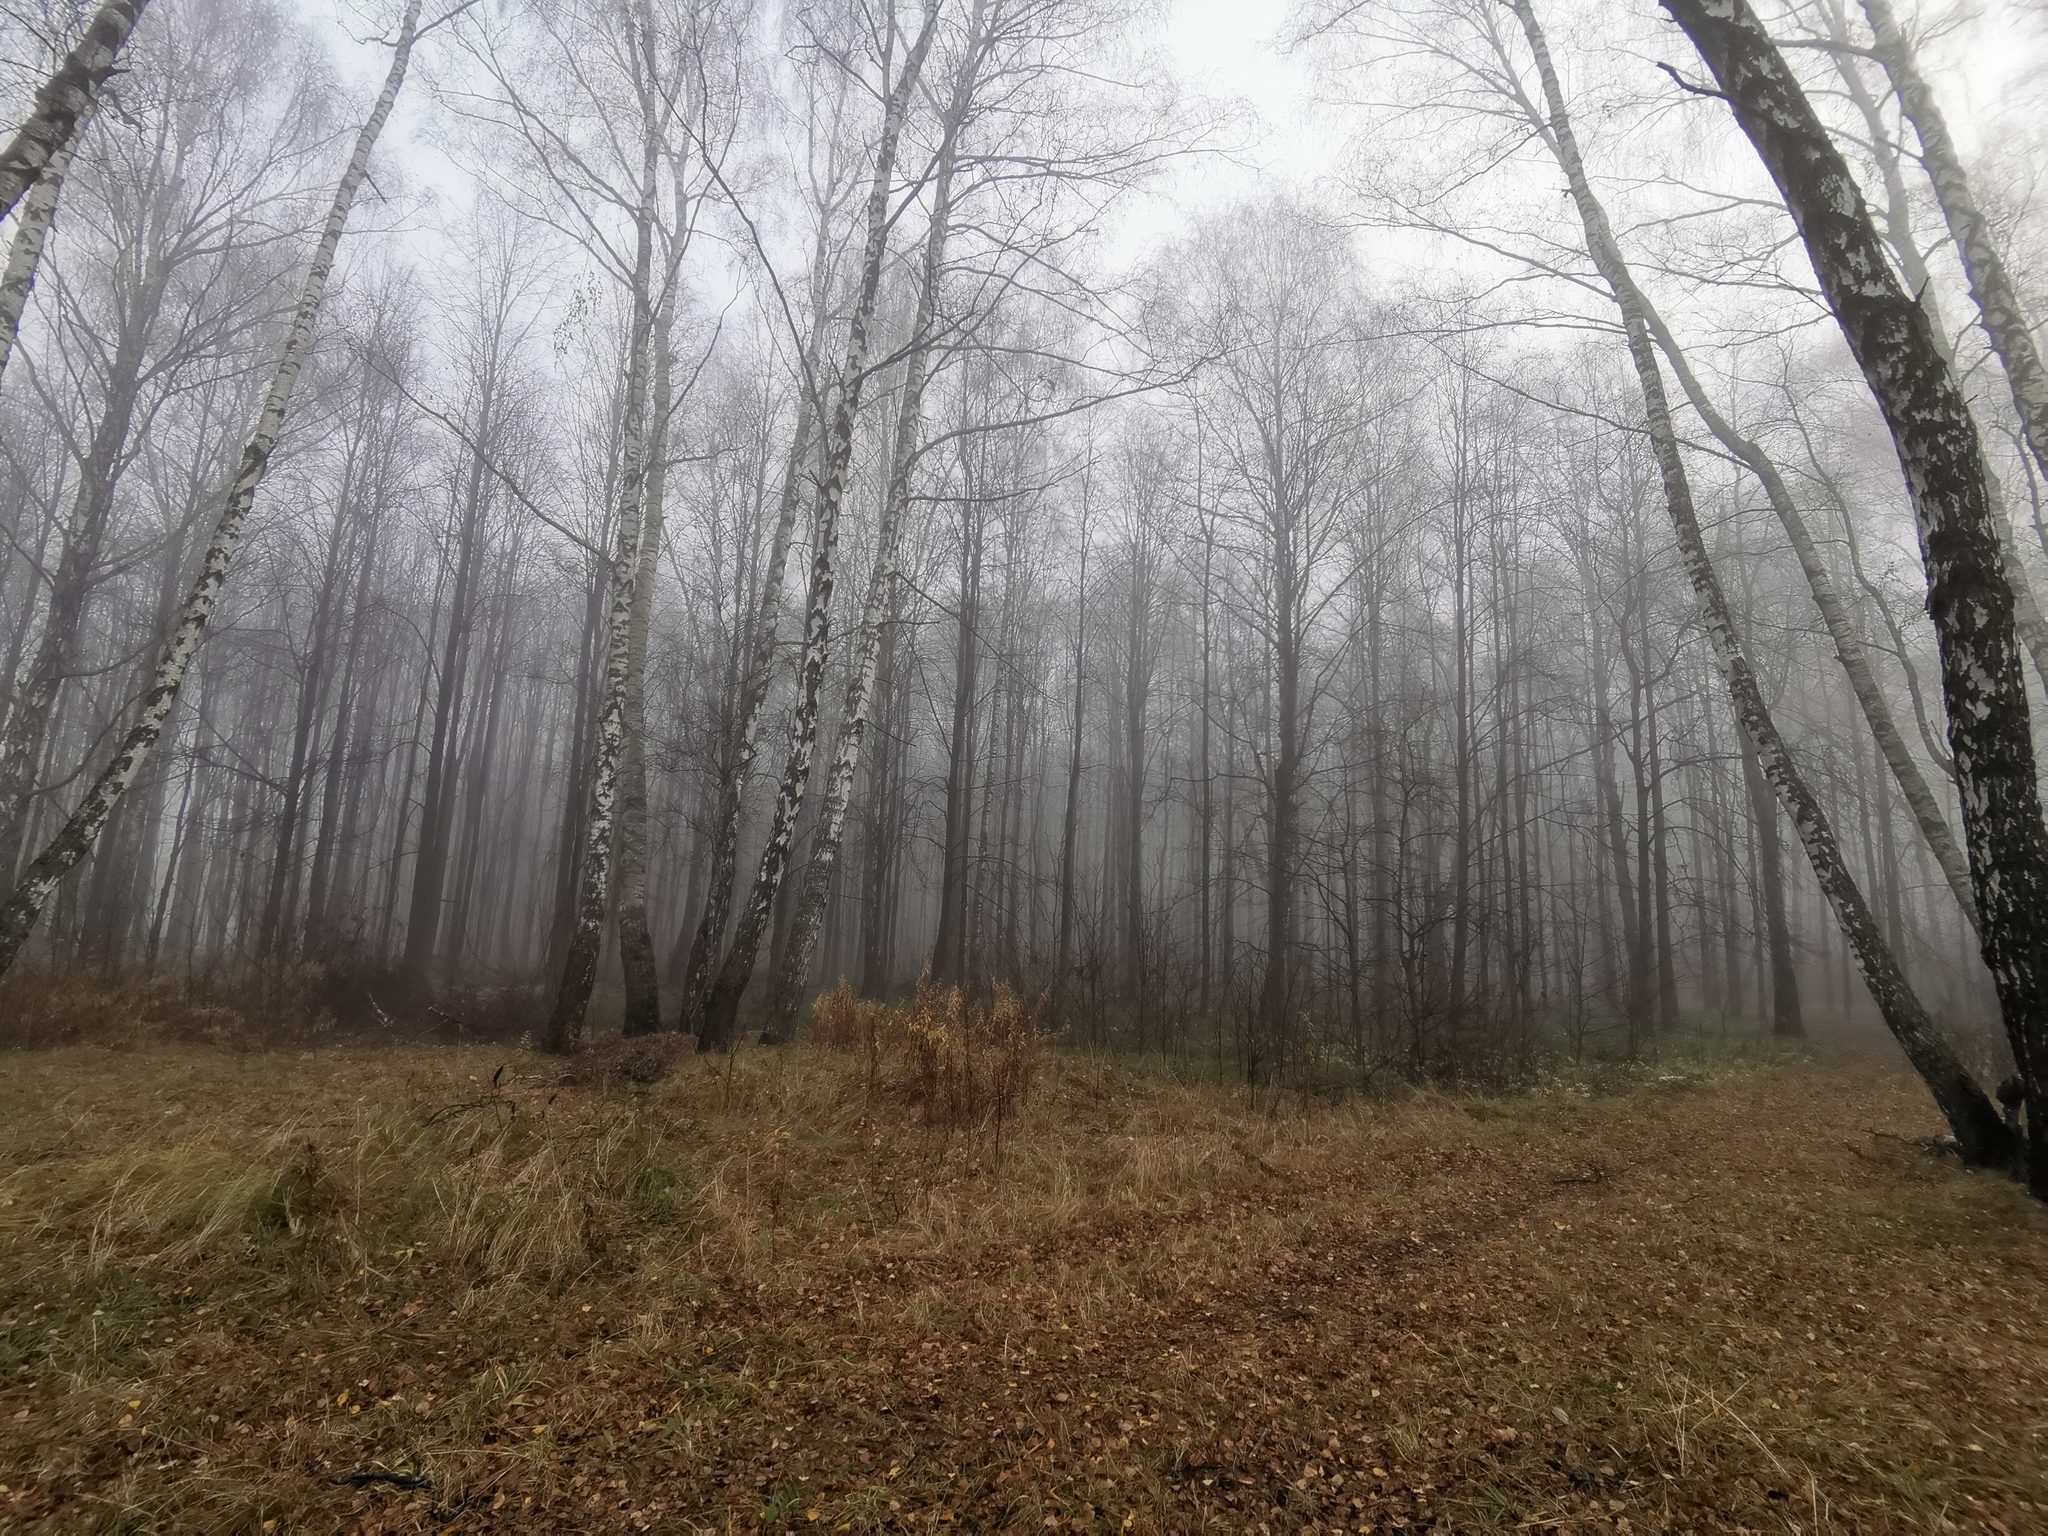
(1662, 0, 2048, 1190)
(0, 0, 147, 224)
(1635, 299, 1978, 928)
(1827, 2, 2048, 699)
(1860, 0, 2048, 496)
(0, 104, 89, 388)
(543, 110, 662, 1054)
(758, 384, 917, 1037)
(1508, 0, 2016, 1165)
(763, 5, 984, 1036)
(694, 6, 939, 1052)
(0, 0, 423, 981)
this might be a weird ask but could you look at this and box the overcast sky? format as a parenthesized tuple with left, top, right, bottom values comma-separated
(304, 0, 2044, 289)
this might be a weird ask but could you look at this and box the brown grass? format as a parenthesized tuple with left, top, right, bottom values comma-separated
(813, 977, 1041, 1132)
(0, 1032, 2044, 1534)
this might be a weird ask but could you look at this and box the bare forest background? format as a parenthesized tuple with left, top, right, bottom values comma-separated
(4, 0, 2047, 1099)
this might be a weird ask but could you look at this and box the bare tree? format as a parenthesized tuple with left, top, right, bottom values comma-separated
(692, 0, 939, 1052)
(1662, 0, 2048, 1190)
(0, 0, 427, 979)
(1507, 0, 2013, 1165)
(0, 0, 148, 223)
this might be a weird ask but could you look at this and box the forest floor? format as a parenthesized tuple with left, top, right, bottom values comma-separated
(1, 1027, 2045, 1534)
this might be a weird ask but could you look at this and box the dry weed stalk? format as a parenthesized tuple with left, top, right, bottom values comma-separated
(811, 975, 1042, 1134)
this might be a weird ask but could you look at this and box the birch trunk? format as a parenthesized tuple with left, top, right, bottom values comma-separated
(1819, 3, 2048, 698)
(760, 391, 914, 1033)
(1510, 0, 2015, 1165)
(694, 6, 939, 1051)
(542, 109, 662, 1052)
(1635, 299, 1979, 927)
(672, 273, 829, 1030)
(765, 5, 982, 1034)
(0, 0, 423, 981)
(617, 289, 675, 1036)
(1859, 0, 2048, 494)
(0, 0, 147, 223)
(0, 106, 87, 387)
(1663, 0, 2048, 1188)
(0, 320, 149, 884)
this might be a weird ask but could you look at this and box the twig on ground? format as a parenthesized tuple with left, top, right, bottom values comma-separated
(331, 1467, 432, 1490)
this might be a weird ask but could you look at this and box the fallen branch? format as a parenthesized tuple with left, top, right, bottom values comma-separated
(331, 1467, 432, 1491)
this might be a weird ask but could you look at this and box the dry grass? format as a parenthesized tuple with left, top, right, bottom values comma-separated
(0, 1032, 2044, 1533)
(813, 978, 1041, 1131)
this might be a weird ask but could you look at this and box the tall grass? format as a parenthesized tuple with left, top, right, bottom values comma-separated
(811, 974, 1042, 1131)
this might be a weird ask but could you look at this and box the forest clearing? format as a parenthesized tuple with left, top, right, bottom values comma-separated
(1, 1003, 2045, 1533)
(9, 0, 2048, 1527)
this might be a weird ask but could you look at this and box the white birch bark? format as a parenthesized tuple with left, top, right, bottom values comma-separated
(0, 107, 87, 387)
(695, 2, 940, 1051)
(1662, 0, 2048, 1190)
(1634, 300, 1979, 927)
(1485, 4, 1979, 932)
(0, 0, 147, 223)
(616, 283, 675, 1036)
(673, 291, 828, 1029)
(1860, 0, 2048, 490)
(0, 0, 423, 979)
(1512, 0, 2015, 1165)
(1842, 0, 2048, 694)
(766, 0, 986, 1033)
(543, 102, 664, 1053)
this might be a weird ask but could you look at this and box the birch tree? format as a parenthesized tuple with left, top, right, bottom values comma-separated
(0, 0, 149, 223)
(1661, 0, 2048, 1190)
(692, 0, 940, 1052)
(1856, 0, 2048, 505)
(0, 0, 329, 887)
(543, 41, 664, 1051)
(1503, 0, 2014, 1166)
(0, 100, 85, 387)
(762, 0, 992, 1035)
(0, 0, 427, 979)
(670, 17, 857, 1035)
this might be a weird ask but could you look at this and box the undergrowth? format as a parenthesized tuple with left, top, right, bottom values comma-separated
(0, 1035, 2042, 1533)
(812, 975, 1042, 1131)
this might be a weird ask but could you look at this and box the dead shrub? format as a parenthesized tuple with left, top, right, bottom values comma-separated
(569, 1030, 696, 1087)
(812, 974, 1042, 1130)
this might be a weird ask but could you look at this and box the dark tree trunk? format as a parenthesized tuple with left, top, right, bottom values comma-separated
(933, 494, 984, 988)
(1741, 728, 1803, 1038)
